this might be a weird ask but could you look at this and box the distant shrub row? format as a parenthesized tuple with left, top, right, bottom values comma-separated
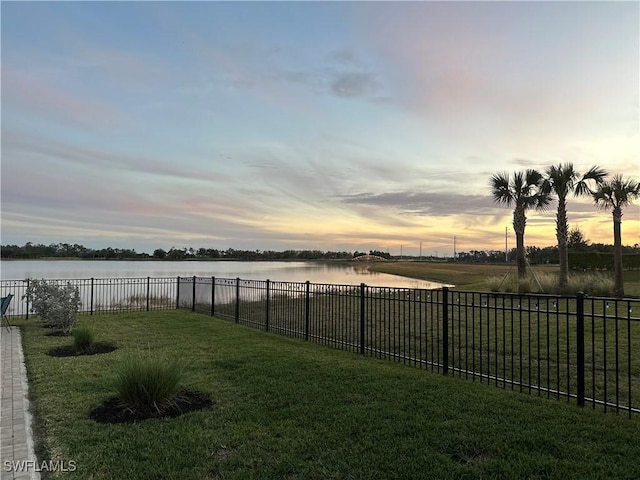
(569, 252, 640, 271)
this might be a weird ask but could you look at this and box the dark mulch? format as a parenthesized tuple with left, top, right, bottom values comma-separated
(47, 342, 118, 357)
(89, 389, 213, 424)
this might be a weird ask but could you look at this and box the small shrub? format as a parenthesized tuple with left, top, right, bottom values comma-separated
(517, 278, 531, 294)
(73, 327, 94, 353)
(115, 354, 184, 415)
(568, 273, 614, 296)
(24, 279, 81, 333)
(486, 276, 504, 292)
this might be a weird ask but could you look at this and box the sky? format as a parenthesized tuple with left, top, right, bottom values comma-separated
(1, 1, 639, 257)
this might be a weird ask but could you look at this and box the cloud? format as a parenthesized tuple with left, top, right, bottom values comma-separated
(280, 47, 385, 102)
(2, 129, 228, 185)
(338, 191, 496, 217)
(2, 69, 122, 130)
(330, 71, 378, 99)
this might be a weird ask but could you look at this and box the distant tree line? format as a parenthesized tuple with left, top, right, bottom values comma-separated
(0, 243, 356, 261)
(2, 240, 637, 266)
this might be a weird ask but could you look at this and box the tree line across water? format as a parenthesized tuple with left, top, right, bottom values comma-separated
(1, 235, 637, 265)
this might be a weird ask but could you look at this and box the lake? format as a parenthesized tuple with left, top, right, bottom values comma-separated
(0, 260, 448, 289)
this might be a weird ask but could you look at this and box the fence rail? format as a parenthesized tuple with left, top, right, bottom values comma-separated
(1, 276, 638, 416)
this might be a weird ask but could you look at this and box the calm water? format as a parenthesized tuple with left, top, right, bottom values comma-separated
(0, 260, 448, 289)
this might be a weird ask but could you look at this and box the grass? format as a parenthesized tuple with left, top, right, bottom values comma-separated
(204, 287, 640, 412)
(369, 261, 640, 296)
(17, 310, 640, 479)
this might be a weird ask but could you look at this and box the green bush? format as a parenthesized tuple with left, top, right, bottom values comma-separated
(115, 353, 184, 414)
(73, 327, 94, 352)
(24, 279, 81, 333)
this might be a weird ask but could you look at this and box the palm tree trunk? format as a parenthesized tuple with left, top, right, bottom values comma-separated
(556, 196, 569, 289)
(612, 207, 624, 297)
(513, 206, 527, 280)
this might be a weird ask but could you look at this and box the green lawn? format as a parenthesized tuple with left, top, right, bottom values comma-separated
(19, 311, 640, 479)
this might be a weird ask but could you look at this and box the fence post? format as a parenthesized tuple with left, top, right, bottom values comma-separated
(146, 277, 150, 311)
(176, 276, 180, 310)
(235, 277, 240, 323)
(442, 286, 449, 376)
(25, 278, 30, 320)
(360, 283, 366, 354)
(576, 292, 585, 408)
(191, 275, 197, 312)
(305, 281, 310, 340)
(90, 277, 94, 315)
(211, 277, 215, 317)
(265, 279, 271, 332)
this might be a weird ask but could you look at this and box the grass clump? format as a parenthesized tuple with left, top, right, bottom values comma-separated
(115, 353, 184, 415)
(72, 327, 94, 353)
(487, 272, 616, 296)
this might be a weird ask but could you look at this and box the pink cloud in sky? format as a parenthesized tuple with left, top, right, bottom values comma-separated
(3, 69, 123, 130)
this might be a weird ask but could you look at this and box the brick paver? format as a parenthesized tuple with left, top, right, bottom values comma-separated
(1, 327, 40, 480)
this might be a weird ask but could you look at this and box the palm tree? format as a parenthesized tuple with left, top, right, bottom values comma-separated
(543, 163, 607, 290)
(592, 174, 640, 297)
(490, 169, 551, 285)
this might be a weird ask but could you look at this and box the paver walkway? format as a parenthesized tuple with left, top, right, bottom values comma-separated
(1, 326, 40, 480)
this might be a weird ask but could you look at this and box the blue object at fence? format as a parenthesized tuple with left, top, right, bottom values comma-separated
(1, 293, 14, 329)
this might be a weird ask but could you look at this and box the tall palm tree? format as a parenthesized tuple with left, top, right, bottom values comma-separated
(543, 163, 607, 289)
(490, 169, 551, 284)
(592, 174, 640, 297)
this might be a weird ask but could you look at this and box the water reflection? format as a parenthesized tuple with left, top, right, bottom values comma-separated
(0, 260, 448, 289)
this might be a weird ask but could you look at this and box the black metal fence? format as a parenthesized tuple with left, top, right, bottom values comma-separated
(0, 277, 176, 318)
(1, 276, 638, 416)
(178, 276, 640, 417)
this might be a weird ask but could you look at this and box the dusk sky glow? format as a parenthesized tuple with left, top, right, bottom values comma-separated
(2, 1, 639, 257)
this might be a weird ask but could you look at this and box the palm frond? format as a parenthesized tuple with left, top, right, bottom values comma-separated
(490, 171, 514, 205)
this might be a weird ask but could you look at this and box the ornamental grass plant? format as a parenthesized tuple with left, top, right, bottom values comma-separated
(72, 327, 95, 353)
(115, 352, 185, 415)
(487, 272, 616, 296)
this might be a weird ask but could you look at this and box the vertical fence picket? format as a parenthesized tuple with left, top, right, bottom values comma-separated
(211, 277, 215, 317)
(25, 278, 30, 320)
(146, 277, 150, 311)
(576, 292, 585, 408)
(235, 277, 240, 323)
(191, 276, 196, 312)
(304, 281, 310, 340)
(90, 277, 94, 315)
(360, 283, 366, 355)
(266, 279, 270, 332)
(176, 276, 180, 310)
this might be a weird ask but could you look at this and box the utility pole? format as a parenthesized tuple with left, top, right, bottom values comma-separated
(453, 236, 456, 262)
(419, 241, 422, 261)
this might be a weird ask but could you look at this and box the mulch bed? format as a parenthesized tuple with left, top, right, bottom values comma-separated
(47, 342, 118, 357)
(89, 389, 213, 424)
